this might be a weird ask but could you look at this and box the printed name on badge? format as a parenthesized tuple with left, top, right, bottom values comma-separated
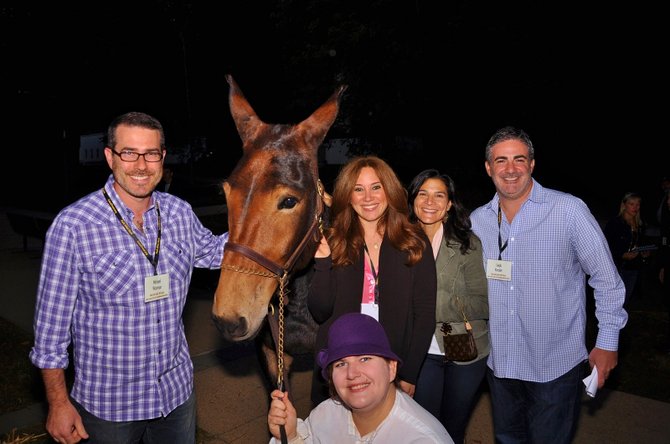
(486, 259, 512, 281)
(145, 273, 170, 302)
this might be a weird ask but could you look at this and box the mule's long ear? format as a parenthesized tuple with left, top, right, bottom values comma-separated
(297, 84, 348, 149)
(227, 74, 266, 146)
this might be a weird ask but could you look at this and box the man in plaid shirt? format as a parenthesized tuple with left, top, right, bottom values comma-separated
(30, 112, 228, 444)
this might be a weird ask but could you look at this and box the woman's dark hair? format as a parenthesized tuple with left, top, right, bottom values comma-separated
(408, 169, 473, 254)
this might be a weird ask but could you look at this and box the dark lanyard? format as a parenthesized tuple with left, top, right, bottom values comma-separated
(103, 189, 162, 275)
(363, 243, 379, 304)
(497, 205, 508, 261)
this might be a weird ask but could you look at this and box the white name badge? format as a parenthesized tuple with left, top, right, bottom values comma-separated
(361, 303, 379, 320)
(486, 259, 512, 281)
(145, 273, 170, 302)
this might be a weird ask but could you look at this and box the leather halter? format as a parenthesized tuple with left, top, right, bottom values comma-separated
(222, 178, 325, 282)
(221, 176, 325, 406)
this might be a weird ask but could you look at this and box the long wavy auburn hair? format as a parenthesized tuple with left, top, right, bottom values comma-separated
(326, 156, 427, 267)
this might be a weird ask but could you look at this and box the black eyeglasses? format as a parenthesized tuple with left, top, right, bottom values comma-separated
(111, 150, 164, 162)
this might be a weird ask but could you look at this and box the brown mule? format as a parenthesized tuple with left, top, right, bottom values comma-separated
(212, 75, 345, 388)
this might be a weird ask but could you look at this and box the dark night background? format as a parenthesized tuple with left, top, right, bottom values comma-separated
(1, 1, 667, 224)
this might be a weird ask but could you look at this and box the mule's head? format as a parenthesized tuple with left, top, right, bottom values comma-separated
(212, 75, 345, 341)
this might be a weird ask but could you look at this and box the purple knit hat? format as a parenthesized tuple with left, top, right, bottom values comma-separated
(316, 313, 402, 379)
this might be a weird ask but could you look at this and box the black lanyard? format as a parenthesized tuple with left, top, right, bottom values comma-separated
(103, 189, 162, 275)
(363, 243, 379, 304)
(497, 205, 508, 261)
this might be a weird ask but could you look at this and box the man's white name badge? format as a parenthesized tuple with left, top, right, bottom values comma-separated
(486, 259, 512, 281)
(361, 303, 379, 320)
(145, 273, 170, 302)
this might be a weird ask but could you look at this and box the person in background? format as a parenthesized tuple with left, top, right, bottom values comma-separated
(470, 126, 628, 443)
(158, 165, 189, 199)
(308, 155, 436, 406)
(408, 169, 489, 444)
(604, 192, 653, 306)
(29, 111, 228, 444)
(159, 165, 175, 193)
(267, 312, 453, 443)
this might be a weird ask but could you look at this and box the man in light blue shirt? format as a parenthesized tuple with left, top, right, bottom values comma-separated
(470, 126, 627, 444)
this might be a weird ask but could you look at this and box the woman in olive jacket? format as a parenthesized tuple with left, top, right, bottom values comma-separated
(408, 169, 489, 444)
(308, 156, 437, 406)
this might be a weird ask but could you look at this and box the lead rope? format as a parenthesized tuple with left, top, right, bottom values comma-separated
(228, 179, 325, 444)
(276, 272, 288, 444)
(276, 181, 324, 444)
(276, 181, 325, 444)
(276, 177, 324, 395)
(276, 272, 287, 392)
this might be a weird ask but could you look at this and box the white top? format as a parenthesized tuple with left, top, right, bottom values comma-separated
(270, 389, 453, 444)
(427, 224, 444, 355)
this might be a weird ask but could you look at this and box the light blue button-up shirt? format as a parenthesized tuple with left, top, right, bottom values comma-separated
(470, 179, 627, 382)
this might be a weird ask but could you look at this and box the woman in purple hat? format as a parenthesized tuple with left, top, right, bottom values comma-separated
(267, 313, 453, 443)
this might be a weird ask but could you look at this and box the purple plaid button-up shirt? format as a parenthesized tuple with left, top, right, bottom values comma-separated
(30, 174, 227, 421)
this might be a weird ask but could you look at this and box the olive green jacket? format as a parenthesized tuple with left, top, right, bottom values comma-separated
(434, 233, 490, 363)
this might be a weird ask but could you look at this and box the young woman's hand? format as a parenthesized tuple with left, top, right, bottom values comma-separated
(268, 389, 298, 441)
(315, 235, 331, 258)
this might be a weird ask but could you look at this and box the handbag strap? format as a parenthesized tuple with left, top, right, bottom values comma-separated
(451, 263, 472, 331)
(453, 294, 472, 331)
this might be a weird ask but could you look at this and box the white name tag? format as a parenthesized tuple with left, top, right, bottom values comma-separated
(486, 259, 512, 281)
(145, 273, 170, 302)
(361, 303, 379, 320)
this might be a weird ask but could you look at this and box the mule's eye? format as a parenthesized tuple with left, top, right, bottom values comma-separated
(279, 196, 299, 209)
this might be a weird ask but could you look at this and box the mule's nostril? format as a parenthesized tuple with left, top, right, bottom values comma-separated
(212, 314, 248, 339)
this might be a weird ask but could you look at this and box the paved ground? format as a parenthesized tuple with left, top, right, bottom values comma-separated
(1, 208, 670, 443)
